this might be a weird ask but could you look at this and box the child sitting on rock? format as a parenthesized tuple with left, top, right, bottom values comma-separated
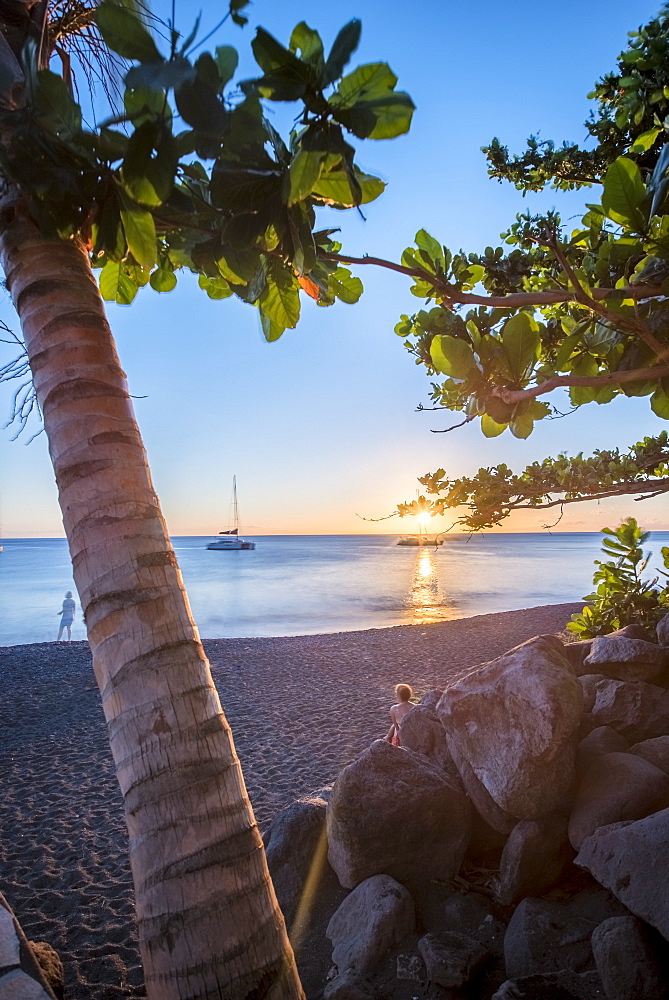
(386, 683, 414, 746)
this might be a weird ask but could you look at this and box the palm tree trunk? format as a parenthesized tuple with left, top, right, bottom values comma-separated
(0, 186, 304, 1000)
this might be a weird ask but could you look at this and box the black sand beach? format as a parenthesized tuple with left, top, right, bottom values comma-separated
(0, 603, 581, 999)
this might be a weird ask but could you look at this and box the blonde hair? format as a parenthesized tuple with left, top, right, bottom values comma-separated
(395, 683, 412, 702)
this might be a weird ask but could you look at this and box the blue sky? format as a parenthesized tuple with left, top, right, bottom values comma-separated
(1, 0, 667, 536)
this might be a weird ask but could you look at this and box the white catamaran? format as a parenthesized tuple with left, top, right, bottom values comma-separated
(206, 477, 256, 550)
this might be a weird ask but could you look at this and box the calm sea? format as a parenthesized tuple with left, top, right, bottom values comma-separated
(2, 532, 668, 647)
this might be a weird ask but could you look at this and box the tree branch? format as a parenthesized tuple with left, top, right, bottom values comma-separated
(549, 239, 669, 363)
(500, 477, 669, 511)
(490, 364, 669, 404)
(321, 251, 666, 309)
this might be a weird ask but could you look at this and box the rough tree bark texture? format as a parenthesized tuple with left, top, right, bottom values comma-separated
(0, 188, 305, 1000)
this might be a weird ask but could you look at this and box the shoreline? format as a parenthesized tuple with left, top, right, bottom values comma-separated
(0, 602, 581, 1000)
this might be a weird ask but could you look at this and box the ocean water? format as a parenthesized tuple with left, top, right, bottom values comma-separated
(2, 532, 669, 647)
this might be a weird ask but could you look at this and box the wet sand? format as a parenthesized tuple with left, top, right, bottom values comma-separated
(0, 603, 581, 999)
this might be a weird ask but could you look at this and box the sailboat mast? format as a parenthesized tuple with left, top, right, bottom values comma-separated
(233, 475, 239, 531)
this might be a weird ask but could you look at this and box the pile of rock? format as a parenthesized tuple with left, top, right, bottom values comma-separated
(266, 615, 669, 1000)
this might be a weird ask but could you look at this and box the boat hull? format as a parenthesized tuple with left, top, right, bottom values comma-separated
(397, 537, 444, 546)
(206, 539, 256, 550)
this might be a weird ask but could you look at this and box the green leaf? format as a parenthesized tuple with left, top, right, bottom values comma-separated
(601, 156, 647, 230)
(345, 93, 415, 140)
(198, 274, 232, 299)
(333, 62, 397, 108)
(311, 166, 384, 207)
(260, 310, 285, 342)
(415, 230, 443, 265)
(120, 204, 157, 269)
(289, 22, 324, 68)
(322, 20, 361, 86)
(251, 27, 309, 80)
(175, 77, 228, 137)
(430, 335, 478, 379)
(287, 149, 325, 205)
(121, 121, 178, 206)
(630, 126, 661, 154)
(150, 268, 177, 292)
(34, 71, 82, 138)
(215, 45, 238, 87)
(259, 260, 300, 328)
(650, 388, 669, 418)
(99, 260, 138, 304)
(329, 267, 363, 304)
(509, 410, 534, 438)
(96, 1, 162, 62)
(125, 56, 193, 93)
(480, 414, 507, 437)
(502, 312, 540, 378)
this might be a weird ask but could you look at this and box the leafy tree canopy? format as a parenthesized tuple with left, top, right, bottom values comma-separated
(0, 0, 414, 341)
(324, 6, 669, 529)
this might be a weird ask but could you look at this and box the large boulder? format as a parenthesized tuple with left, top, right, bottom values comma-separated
(436, 636, 583, 831)
(398, 705, 457, 777)
(495, 812, 574, 907)
(568, 751, 669, 850)
(503, 886, 629, 978)
(629, 735, 669, 776)
(575, 807, 669, 941)
(264, 794, 328, 926)
(575, 726, 629, 773)
(583, 634, 667, 683)
(326, 874, 414, 975)
(579, 675, 669, 742)
(327, 740, 471, 889)
(591, 915, 669, 1000)
(492, 970, 604, 1000)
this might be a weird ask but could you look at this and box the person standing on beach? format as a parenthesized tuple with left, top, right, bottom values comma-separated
(56, 591, 76, 642)
(386, 683, 414, 746)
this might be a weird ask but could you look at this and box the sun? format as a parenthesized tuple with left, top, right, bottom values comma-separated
(416, 512, 433, 531)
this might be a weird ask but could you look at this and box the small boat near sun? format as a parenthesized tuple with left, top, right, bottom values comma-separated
(397, 534, 443, 546)
(206, 477, 256, 550)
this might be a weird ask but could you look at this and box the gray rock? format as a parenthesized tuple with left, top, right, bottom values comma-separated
(562, 639, 593, 674)
(580, 675, 669, 742)
(579, 674, 604, 712)
(264, 794, 328, 926)
(437, 635, 583, 830)
(657, 613, 669, 648)
(419, 688, 443, 710)
(418, 930, 488, 988)
(503, 886, 629, 978)
(584, 635, 667, 682)
(568, 751, 669, 850)
(495, 812, 574, 907)
(0, 969, 54, 999)
(398, 704, 457, 776)
(327, 740, 471, 889)
(322, 969, 376, 1000)
(417, 888, 506, 957)
(629, 735, 669, 776)
(326, 874, 415, 975)
(491, 970, 605, 1000)
(575, 725, 629, 773)
(591, 915, 669, 1000)
(575, 807, 669, 940)
(610, 624, 654, 641)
